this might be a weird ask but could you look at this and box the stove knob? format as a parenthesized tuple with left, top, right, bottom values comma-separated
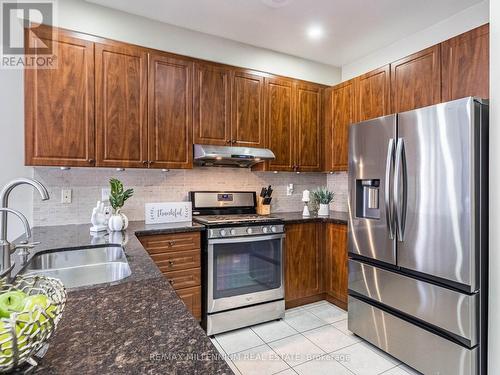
(220, 229, 227, 237)
(230, 229, 236, 236)
(262, 227, 269, 234)
(246, 228, 253, 235)
(271, 226, 277, 233)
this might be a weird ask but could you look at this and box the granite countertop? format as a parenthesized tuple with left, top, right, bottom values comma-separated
(274, 210, 348, 225)
(11, 221, 232, 375)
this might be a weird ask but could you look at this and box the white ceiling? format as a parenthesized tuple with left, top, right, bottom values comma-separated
(86, 0, 484, 67)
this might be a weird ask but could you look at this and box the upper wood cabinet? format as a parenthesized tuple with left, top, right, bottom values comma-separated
(324, 223, 348, 309)
(95, 42, 148, 168)
(390, 45, 441, 113)
(355, 65, 391, 122)
(285, 223, 322, 306)
(296, 83, 322, 172)
(25, 26, 95, 167)
(148, 53, 193, 169)
(324, 79, 355, 172)
(193, 63, 232, 146)
(266, 77, 295, 171)
(232, 71, 265, 147)
(441, 24, 489, 101)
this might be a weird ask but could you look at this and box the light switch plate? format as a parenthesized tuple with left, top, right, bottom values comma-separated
(61, 189, 72, 204)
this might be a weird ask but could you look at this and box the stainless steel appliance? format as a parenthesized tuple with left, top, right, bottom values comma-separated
(193, 144, 275, 168)
(190, 191, 285, 336)
(348, 97, 488, 375)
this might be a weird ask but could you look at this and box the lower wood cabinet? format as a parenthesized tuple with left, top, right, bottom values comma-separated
(284, 222, 348, 311)
(324, 223, 348, 309)
(139, 232, 202, 320)
(285, 223, 323, 307)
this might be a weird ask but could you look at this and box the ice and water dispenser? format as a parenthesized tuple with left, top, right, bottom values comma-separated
(355, 179, 381, 219)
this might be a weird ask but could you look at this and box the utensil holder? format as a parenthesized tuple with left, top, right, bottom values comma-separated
(257, 197, 271, 216)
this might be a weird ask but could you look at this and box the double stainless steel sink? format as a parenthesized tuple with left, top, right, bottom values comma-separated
(20, 246, 132, 289)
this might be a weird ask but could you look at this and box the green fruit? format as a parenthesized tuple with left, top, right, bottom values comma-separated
(0, 291, 27, 319)
(0, 320, 27, 364)
(18, 294, 56, 335)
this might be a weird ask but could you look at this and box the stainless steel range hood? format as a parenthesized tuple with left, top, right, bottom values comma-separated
(193, 144, 275, 168)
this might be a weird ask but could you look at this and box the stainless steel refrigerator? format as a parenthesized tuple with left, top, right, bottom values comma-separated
(347, 97, 488, 375)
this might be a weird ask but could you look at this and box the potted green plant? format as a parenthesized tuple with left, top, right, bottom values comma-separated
(311, 187, 334, 216)
(108, 178, 134, 231)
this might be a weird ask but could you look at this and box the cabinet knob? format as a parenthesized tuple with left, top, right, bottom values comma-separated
(169, 279, 175, 284)
(167, 240, 176, 247)
(232, 140, 237, 144)
(226, 140, 232, 144)
(168, 260, 175, 266)
(87, 159, 95, 164)
(142, 161, 148, 166)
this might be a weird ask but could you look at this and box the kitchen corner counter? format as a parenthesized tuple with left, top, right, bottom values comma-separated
(11, 221, 232, 375)
(275, 210, 348, 225)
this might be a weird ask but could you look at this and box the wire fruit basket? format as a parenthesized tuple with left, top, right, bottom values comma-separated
(0, 275, 66, 372)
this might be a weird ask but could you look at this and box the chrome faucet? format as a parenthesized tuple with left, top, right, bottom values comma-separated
(0, 178, 49, 277)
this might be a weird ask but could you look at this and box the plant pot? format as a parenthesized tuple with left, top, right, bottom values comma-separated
(108, 210, 128, 232)
(318, 203, 330, 216)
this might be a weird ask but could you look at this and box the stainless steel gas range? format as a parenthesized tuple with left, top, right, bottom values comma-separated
(190, 191, 285, 336)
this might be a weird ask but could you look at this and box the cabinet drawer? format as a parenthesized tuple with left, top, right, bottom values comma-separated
(152, 250, 201, 272)
(139, 232, 200, 254)
(165, 268, 201, 290)
(177, 286, 201, 320)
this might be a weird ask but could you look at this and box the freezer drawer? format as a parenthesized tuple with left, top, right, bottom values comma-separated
(349, 259, 478, 345)
(348, 296, 478, 375)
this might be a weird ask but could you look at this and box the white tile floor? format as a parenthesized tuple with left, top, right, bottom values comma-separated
(210, 301, 423, 375)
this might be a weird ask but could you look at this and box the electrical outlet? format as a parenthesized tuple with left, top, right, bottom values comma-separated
(286, 184, 294, 196)
(102, 188, 111, 202)
(61, 189, 72, 204)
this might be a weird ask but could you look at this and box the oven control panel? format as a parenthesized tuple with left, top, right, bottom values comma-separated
(208, 224, 284, 239)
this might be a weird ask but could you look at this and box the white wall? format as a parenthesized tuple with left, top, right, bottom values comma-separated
(488, 0, 499, 372)
(54, 0, 341, 85)
(341, 0, 489, 81)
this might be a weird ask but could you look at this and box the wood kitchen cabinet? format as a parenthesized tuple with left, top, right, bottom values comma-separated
(324, 79, 355, 172)
(265, 77, 296, 171)
(148, 53, 193, 169)
(95, 42, 148, 168)
(139, 232, 202, 320)
(441, 24, 489, 101)
(285, 223, 323, 307)
(390, 45, 441, 113)
(324, 223, 348, 310)
(296, 83, 322, 171)
(25, 26, 96, 167)
(193, 63, 232, 146)
(355, 65, 391, 122)
(232, 70, 266, 148)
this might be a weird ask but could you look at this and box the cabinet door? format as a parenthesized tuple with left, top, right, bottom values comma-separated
(390, 45, 441, 113)
(193, 63, 231, 145)
(355, 65, 390, 122)
(285, 223, 322, 303)
(324, 224, 348, 308)
(95, 42, 148, 168)
(329, 79, 355, 171)
(296, 83, 322, 172)
(177, 286, 202, 320)
(232, 71, 265, 147)
(266, 77, 295, 171)
(25, 26, 95, 167)
(441, 24, 489, 101)
(148, 53, 193, 169)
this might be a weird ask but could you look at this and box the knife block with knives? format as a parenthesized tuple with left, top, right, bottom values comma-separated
(257, 186, 273, 215)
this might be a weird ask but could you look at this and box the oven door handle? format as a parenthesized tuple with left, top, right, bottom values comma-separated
(208, 233, 285, 245)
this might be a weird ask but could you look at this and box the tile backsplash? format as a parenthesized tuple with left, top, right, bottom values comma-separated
(327, 172, 348, 212)
(32, 167, 344, 227)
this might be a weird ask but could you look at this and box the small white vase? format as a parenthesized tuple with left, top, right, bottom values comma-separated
(108, 210, 128, 232)
(318, 203, 330, 216)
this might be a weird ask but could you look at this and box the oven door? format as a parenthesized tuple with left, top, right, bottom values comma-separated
(207, 233, 285, 313)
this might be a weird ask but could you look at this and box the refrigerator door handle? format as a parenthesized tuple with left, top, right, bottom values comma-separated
(394, 138, 407, 242)
(385, 138, 395, 239)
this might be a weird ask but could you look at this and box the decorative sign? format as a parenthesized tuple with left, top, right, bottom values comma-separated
(145, 202, 192, 225)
